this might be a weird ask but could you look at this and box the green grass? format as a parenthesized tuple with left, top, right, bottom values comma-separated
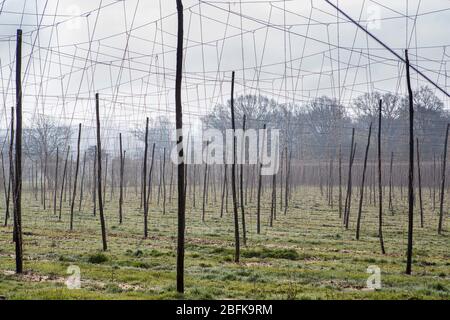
(87, 253, 109, 264)
(0, 187, 448, 300)
(242, 248, 300, 260)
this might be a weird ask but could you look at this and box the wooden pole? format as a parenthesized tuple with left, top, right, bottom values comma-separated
(143, 117, 149, 238)
(1, 152, 9, 226)
(122, 151, 126, 200)
(433, 153, 436, 211)
(13, 29, 23, 273)
(240, 115, 247, 245)
(146, 143, 156, 207)
(202, 142, 209, 222)
(175, 0, 186, 294)
(10, 110, 15, 237)
(356, 123, 372, 240)
(284, 147, 291, 215)
(157, 155, 162, 206)
(119, 133, 124, 224)
(270, 169, 276, 227)
(416, 138, 424, 228)
(95, 93, 108, 251)
(5, 107, 14, 227)
(220, 164, 227, 217)
(43, 153, 47, 210)
(344, 128, 355, 227)
(256, 124, 267, 234)
(67, 154, 72, 204)
(103, 154, 108, 207)
(53, 147, 59, 216)
(183, 133, 189, 205)
(110, 155, 114, 201)
(169, 163, 174, 203)
(388, 152, 394, 213)
(405, 50, 414, 274)
(378, 100, 386, 254)
(92, 147, 97, 216)
(59, 146, 70, 221)
(162, 147, 166, 215)
(79, 151, 86, 212)
(338, 145, 342, 218)
(279, 148, 283, 210)
(230, 71, 240, 262)
(328, 156, 334, 208)
(192, 165, 197, 208)
(438, 123, 449, 234)
(346, 144, 357, 228)
(70, 124, 81, 231)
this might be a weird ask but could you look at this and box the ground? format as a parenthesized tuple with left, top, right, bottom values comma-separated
(0, 187, 448, 300)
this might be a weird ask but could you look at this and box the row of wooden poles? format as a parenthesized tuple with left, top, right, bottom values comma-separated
(7, 4, 448, 293)
(10, 30, 108, 274)
(3, 135, 448, 236)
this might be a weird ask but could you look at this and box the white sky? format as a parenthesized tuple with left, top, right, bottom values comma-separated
(0, 0, 449, 151)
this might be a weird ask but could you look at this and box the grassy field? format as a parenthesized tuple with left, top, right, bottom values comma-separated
(0, 187, 448, 300)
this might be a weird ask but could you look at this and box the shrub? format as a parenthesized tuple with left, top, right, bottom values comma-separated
(242, 248, 299, 260)
(87, 253, 108, 264)
(131, 261, 150, 269)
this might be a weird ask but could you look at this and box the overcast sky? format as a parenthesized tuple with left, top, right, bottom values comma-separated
(0, 0, 449, 150)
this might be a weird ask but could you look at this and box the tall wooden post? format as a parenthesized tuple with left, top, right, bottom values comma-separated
(162, 148, 166, 215)
(328, 156, 334, 208)
(344, 128, 355, 227)
(70, 124, 82, 230)
(6, 107, 15, 228)
(230, 71, 240, 262)
(256, 124, 267, 234)
(110, 156, 114, 201)
(220, 164, 227, 217)
(279, 149, 284, 210)
(202, 142, 209, 222)
(175, 0, 186, 294)
(270, 170, 277, 227)
(13, 29, 23, 274)
(338, 145, 342, 218)
(54, 147, 59, 216)
(43, 153, 47, 210)
(433, 153, 436, 211)
(1, 152, 9, 226)
(192, 165, 197, 208)
(95, 93, 107, 251)
(405, 50, 414, 274)
(416, 138, 424, 228)
(146, 143, 155, 206)
(143, 117, 149, 238)
(92, 147, 97, 216)
(388, 152, 394, 213)
(79, 151, 87, 212)
(438, 123, 449, 234)
(119, 133, 124, 224)
(284, 147, 291, 215)
(103, 154, 108, 207)
(59, 146, 70, 221)
(356, 123, 372, 240)
(67, 155, 72, 204)
(378, 100, 386, 254)
(240, 115, 247, 245)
